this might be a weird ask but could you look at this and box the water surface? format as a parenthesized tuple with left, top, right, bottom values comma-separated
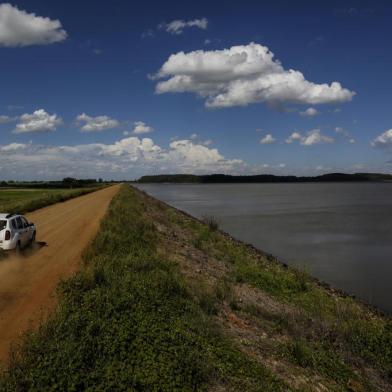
(136, 183, 392, 314)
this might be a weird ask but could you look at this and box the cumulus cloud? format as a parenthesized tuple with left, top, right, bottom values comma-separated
(371, 129, 392, 150)
(300, 107, 319, 117)
(167, 139, 241, 170)
(76, 113, 120, 132)
(0, 3, 67, 47)
(286, 129, 334, 146)
(0, 137, 242, 179)
(260, 134, 276, 144)
(285, 132, 303, 144)
(154, 43, 355, 108)
(13, 109, 62, 134)
(133, 121, 154, 134)
(161, 18, 208, 35)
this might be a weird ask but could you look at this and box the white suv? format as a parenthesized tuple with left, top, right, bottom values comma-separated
(0, 213, 36, 251)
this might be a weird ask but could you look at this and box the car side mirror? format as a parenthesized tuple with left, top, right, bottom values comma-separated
(29, 222, 34, 227)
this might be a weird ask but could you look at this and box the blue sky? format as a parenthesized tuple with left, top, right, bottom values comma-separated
(0, 0, 391, 180)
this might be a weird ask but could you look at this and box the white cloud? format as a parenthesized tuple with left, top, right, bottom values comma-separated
(141, 29, 154, 39)
(13, 109, 62, 134)
(0, 142, 28, 152)
(204, 38, 221, 45)
(0, 137, 243, 179)
(0, 115, 14, 124)
(187, 133, 213, 146)
(335, 126, 355, 143)
(260, 134, 276, 144)
(6, 104, 24, 111)
(285, 132, 303, 144)
(161, 18, 208, 35)
(286, 129, 334, 146)
(0, 3, 67, 47)
(76, 113, 119, 132)
(133, 121, 154, 134)
(301, 130, 334, 146)
(371, 129, 392, 150)
(335, 126, 345, 134)
(167, 139, 241, 170)
(300, 107, 319, 117)
(154, 43, 355, 108)
(315, 165, 332, 172)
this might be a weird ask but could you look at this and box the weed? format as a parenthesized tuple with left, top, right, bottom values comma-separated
(202, 215, 220, 231)
(286, 339, 355, 384)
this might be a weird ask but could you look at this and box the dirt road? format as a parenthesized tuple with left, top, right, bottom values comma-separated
(0, 185, 119, 363)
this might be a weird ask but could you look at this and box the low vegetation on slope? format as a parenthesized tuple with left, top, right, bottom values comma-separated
(1, 185, 391, 391)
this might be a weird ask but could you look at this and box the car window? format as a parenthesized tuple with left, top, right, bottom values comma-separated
(11, 219, 17, 230)
(16, 217, 23, 230)
(21, 217, 29, 228)
(0, 220, 6, 231)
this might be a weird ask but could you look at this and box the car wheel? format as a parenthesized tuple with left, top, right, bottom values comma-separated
(31, 231, 36, 243)
(15, 241, 22, 254)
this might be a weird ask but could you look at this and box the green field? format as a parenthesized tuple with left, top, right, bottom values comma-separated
(1, 185, 391, 391)
(0, 188, 100, 215)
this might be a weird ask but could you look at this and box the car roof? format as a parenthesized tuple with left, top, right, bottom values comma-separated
(0, 213, 20, 220)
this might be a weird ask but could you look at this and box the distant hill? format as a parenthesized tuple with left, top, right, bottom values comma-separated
(138, 173, 392, 184)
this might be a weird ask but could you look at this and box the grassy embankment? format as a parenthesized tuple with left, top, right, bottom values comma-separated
(1, 185, 391, 391)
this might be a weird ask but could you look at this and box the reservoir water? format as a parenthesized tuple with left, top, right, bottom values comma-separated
(136, 183, 392, 314)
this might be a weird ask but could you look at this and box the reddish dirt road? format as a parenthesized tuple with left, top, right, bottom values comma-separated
(0, 185, 119, 363)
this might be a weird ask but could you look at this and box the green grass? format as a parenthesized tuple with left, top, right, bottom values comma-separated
(284, 339, 356, 384)
(0, 187, 102, 215)
(0, 185, 286, 391)
(174, 207, 392, 385)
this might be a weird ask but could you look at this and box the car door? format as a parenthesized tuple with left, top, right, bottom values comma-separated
(15, 217, 28, 246)
(21, 217, 33, 243)
(0, 219, 7, 247)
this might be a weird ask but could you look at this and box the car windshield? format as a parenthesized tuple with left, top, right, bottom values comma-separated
(0, 220, 6, 231)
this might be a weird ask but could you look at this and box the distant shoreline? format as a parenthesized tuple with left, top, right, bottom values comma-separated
(137, 172, 392, 184)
